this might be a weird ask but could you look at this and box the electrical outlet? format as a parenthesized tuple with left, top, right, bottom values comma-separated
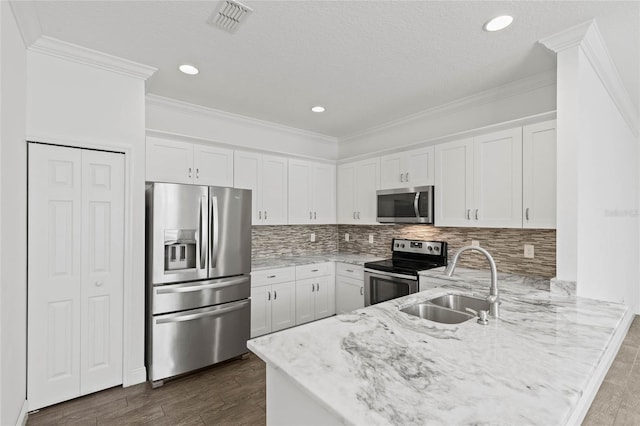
(471, 240, 480, 247)
(369, 234, 374, 244)
(344, 233, 350, 242)
(524, 244, 534, 258)
(310, 233, 316, 242)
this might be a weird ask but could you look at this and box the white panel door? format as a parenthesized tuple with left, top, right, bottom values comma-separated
(354, 159, 380, 224)
(473, 128, 523, 228)
(261, 155, 288, 225)
(288, 159, 312, 224)
(80, 150, 124, 395)
(194, 145, 234, 187)
(311, 163, 336, 224)
(295, 278, 316, 325)
(379, 153, 403, 190)
(234, 150, 262, 224)
(250, 286, 272, 338)
(28, 144, 83, 410)
(435, 139, 474, 227)
(271, 281, 296, 332)
(335, 276, 364, 314)
(406, 146, 435, 187)
(523, 120, 557, 229)
(337, 165, 356, 224)
(146, 137, 193, 184)
(314, 275, 335, 319)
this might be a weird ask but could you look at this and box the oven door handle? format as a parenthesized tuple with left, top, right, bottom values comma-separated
(364, 268, 418, 281)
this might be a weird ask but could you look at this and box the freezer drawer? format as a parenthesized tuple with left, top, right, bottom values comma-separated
(149, 299, 250, 382)
(152, 274, 250, 315)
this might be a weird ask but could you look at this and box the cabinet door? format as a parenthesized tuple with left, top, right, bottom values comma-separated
(337, 164, 356, 224)
(405, 146, 435, 187)
(311, 163, 336, 224)
(314, 275, 335, 319)
(146, 137, 193, 184)
(262, 155, 288, 225)
(435, 138, 474, 227)
(295, 278, 316, 325)
(473, 128, 522, 228)
(287, 159, 312, 224)
(194, 145, 234, 187)
(523, 120, 556, 229)
(234, 150, 262, 224)
(250, 286, 272, 338)
(379, 153, 403, 190)
(80, 150, 124, 395)
(335, 276, 364, 314)
(354, 158, 380, 224)
(271, 281, 296, 332)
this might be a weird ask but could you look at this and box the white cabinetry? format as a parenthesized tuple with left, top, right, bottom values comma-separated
(234, 151, 288, 225)
(288, 159, 336, 224)
(337, 158, 380, 224)
(523, 120, 556, 229)
(251, 267, 296, 338)
(146, 137, 234, 186)
(380, 146, 435, 190)
(295, 263, 335, 325)
(435, 127, 523, 228)
(335, 263, 364, 314)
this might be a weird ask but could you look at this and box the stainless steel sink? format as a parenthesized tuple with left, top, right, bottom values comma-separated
(400, 303, 474, 324)
(428, 294, 490, 313)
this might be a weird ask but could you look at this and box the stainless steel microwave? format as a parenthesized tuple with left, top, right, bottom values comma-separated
(376, 186, 434, 224)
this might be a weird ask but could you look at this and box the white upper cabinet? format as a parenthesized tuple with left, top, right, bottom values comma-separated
(337, 158, 380, 224)
(380, 146, 434, 190)
(522, 120, 556, 229)
(435, 127, 523, 228)
(146, 137, 234, 187)
(288, 160, 336, 224)
(234, 151, 288, 225)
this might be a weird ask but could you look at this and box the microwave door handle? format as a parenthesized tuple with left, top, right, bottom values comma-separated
(414, 192, 421, 218)
(199, 196, 207, 270)
(210, 195, 219, 271)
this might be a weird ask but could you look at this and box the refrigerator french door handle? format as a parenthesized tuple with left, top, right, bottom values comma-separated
(210, 195, 219, 270)
(199, 196, 207, 270)
(155, 300, 249, 324)
(155, 276, 250, 294)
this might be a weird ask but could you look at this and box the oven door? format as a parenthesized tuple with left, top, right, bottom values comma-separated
(364, 269, 418, 306)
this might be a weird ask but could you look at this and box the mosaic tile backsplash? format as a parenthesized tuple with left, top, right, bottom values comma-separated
(252, 225, 556, 278)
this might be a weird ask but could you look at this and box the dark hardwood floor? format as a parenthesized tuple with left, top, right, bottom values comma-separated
(27, 354, 266, 426)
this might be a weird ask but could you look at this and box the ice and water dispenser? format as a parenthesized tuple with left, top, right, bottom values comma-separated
(163, 229, 197, 271)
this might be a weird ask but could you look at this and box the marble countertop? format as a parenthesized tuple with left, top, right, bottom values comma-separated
(251, 252, 384, 271)
(248, 267, 628, 425)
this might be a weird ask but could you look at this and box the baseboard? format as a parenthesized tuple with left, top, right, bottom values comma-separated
(566, 309, 635, 425)
(123, 366, 147, 387)
(17, 400, 28, 426)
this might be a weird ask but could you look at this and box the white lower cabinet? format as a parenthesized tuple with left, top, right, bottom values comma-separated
(295, 263, 335, 325)
(335, 263, 364, 314)
(251, 267, 296, 338)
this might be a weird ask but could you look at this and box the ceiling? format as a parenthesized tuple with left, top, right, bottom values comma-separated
(27, 1, 640, 138)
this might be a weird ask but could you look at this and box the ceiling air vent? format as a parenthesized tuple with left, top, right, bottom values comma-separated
(209, 0, 253, 34)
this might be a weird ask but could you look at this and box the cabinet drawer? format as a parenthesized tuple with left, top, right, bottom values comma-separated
(251, 267, 295, 287)
(336, 263, 364, 280)
(295, 262, 333, 280)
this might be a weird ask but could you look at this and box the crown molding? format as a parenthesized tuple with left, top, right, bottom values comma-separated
(28, 36, 157, 81)
(9, 0, 42, 48)
(339, 70, 557, 144)
(539, 20, 639, 136)
(146, 94, 338, 145)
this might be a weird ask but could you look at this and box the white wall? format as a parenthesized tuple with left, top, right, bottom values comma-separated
(146, 95, 338, 161)
(27, 50, 148, 387)
(338, 72, 557, 159)
(0, 2, 28, 424)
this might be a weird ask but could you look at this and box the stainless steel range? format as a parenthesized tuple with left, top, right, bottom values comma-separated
(363, 239, 447, 306)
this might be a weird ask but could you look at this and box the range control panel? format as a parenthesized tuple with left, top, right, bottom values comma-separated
(392, 239, 445, 256)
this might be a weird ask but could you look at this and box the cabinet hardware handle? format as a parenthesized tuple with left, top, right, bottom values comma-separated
(311, 269, 319, 272)
(357, 212, 360, 219)
(267, 275, 276, 279)
(525, 208, 530, 221)
(314, 211, 317, 219)
(268, 291, 271, 301)
(310, 211, 313, 219)
(405, 172, 409, 182)
(475, 209, 479, 220)
(400, 173, 404, 182)
(196, 168, 199, 179)
(95, 281, 103, 287)
(265, 211, 267, 220)
(188, 167, 192, 178)
(259, 211, 262, 220)
(353, 212, 356, 219)
(360, 287, 364, 295)
(274, 291, 277, 300)
(311, 283, 315, 292)
(467, 209, 470, 220)
(317, 283, 320, 291)
(346, 269, 354, 273)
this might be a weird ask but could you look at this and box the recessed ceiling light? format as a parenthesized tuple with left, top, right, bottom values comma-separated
(179, 64, 199, 75)
(483, 15, 513, 32)
(311, 106, 325, 113)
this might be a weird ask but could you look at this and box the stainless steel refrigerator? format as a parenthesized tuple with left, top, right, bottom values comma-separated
(146, 183, 251, 385)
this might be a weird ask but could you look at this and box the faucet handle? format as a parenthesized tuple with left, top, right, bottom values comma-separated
(465, 307, 489, 325)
